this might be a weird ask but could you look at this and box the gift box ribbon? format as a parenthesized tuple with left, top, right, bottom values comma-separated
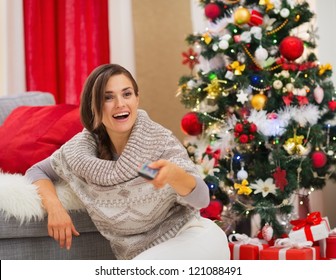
(228, 234, 264, 260)
(274, 238, 316, 260)
(330, 228, 336, 236)
(229, 233, 263, 245)
(290, 211, 322, 241)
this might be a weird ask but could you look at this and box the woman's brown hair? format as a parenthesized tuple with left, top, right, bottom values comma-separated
(80, 64, 139, 159)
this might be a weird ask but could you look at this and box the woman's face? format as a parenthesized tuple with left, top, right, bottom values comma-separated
(102, 74, 139, 139)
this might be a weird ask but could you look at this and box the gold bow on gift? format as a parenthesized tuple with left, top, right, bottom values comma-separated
(234, 179, 252, 195)
(318, 63, 332, 76)
(228, 61, 246, 75)
(283, 134, 308, 155)
(259, 0, 274, 11)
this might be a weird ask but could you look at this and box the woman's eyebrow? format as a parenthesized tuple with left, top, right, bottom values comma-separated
(105, 87, 132, 93)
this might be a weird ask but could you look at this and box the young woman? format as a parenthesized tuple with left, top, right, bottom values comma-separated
(25, 64, 230, 260)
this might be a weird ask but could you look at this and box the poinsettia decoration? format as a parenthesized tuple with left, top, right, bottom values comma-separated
(205, 146, 221, 165)
(182, 48, 199, 69)
(273, 167, 288, 191)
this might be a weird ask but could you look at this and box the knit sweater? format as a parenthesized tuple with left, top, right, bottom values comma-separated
(50, 110, 204, 259)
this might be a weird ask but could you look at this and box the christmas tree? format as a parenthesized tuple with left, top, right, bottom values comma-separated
(178, 0, 336, 239)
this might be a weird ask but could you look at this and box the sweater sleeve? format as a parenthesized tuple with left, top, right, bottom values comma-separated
(25, 157, 61, 183)
(181, 176, 210, 209)
(160, 134, 210, 209)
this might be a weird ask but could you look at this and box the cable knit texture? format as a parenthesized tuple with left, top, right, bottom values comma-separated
(50, 110, 200, 259)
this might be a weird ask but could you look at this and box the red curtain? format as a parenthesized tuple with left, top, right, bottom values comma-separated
(23, 0, 110, 104)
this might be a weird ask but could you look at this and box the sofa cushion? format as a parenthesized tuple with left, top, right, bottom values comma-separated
(0, 92, 55, 125)
(0, 104, 83, 174)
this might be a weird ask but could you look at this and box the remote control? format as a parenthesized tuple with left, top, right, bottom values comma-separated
(138, 163, 159, 180)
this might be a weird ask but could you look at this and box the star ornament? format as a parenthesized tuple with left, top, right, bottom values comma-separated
(250, 178, 277, 197)
(182, 48, 199, 69)
(237, 90, 249, 104)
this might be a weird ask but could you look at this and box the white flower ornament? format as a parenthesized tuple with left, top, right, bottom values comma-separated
(250, 178, 277, 197)
(196, 155, 220, 179)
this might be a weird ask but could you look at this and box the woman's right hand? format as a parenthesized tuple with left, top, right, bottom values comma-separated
(34, 179, 80, 250)
(47, 204, 80, 250)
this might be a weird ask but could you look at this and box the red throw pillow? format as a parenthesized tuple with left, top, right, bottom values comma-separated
(0, 104, 83, 174)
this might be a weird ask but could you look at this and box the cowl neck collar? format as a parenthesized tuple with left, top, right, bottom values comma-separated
(51, 109, 171, 186)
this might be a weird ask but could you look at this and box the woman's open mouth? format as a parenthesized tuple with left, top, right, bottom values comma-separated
(113, 112, 130, 120)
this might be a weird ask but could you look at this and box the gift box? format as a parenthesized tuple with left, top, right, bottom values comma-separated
(228, 233, 269, 260)
(288, 212, 330, 243)
(326, 235, 336, 258)
(259, 246, 320, 260)
(229, 242, 269, 260)
(314, 229, 336, 259)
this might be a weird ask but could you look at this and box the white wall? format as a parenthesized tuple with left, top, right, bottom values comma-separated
(314, 0, 336, 229)
(0, 0, 26, 96)
(315, 0, 336, 83)
(108, 0, 136, 77)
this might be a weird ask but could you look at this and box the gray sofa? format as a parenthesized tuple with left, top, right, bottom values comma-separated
(0, 92, 115, 260)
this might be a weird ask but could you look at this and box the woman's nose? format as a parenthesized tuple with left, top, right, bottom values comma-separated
(115, 96, 125, 108)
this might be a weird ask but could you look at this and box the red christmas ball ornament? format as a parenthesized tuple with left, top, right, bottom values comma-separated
(279, 36, 304, 61)
(239, 134, 249, 144)
(249, 123, 257, 133)
(311, 150, 327, 168)
(204, 3, 221, 21)
(328, 100, 336, 111)
(234, 123, 244, 133)
(181, 112, 203, 136)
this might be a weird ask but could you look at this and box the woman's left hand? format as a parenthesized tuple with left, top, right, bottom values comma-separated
(147, 159, 196, 196)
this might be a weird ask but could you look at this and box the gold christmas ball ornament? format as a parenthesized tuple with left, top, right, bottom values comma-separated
(234, 7, 251, 25)
(251, 93, 267, 110)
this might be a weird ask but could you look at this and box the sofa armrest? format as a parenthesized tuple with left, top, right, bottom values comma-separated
(0, 91, 55, 125)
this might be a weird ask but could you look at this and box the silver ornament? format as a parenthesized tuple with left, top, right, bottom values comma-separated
(237, 168, 248, 180)
(255, 46, 268, 61)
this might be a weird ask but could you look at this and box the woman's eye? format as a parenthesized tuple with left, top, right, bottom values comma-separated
(104, 95, 113, 100)
(124, 91, 132, 97)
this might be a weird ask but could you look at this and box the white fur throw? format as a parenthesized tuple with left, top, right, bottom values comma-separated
(0, 171, 85, 224)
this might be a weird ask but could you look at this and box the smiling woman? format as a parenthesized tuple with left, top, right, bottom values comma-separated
(81, 65, 140, 157)
(24, 63, 230, 260)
